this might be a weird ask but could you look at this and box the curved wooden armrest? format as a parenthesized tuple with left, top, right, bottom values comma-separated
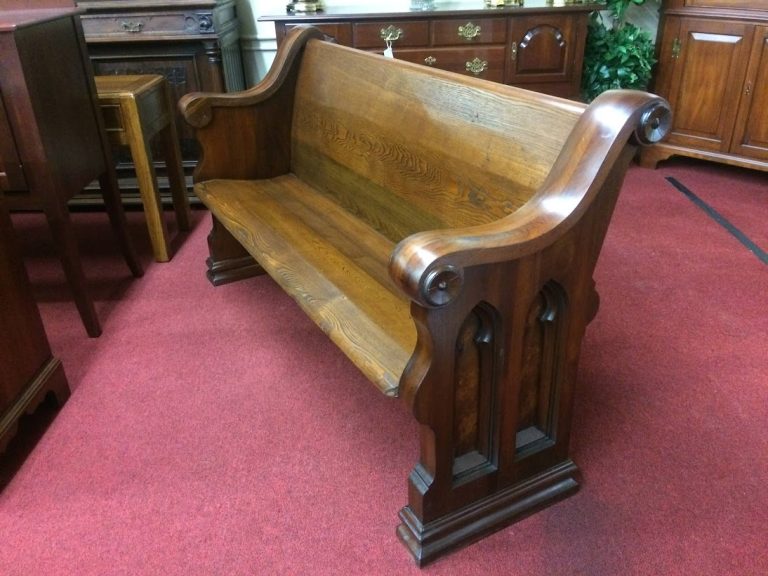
(179, 26, 329, 182)
(389, 90, 672, 307)
(180, 26, 327, 128)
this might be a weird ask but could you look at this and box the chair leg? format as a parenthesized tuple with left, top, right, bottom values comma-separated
(44, 209, 101, 338)
(98, 168, 143, 277)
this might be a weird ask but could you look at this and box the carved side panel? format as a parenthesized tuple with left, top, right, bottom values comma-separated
(515, 281, 567, 459)
(452, 303, 499, 485)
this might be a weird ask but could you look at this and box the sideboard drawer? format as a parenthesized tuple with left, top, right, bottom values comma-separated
(262, 1, 601, 100)
(432, 18, 507, 45)
(80, 11, 217, 40)
(74, 0, 244, 207)
(353, 21, 430, 49)
(283, 22, 352, 45)
(395, 47, 506, 83)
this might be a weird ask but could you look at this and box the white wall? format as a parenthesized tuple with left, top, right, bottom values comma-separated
(239, 0, 382, 86)
(238, 0, 285, 86)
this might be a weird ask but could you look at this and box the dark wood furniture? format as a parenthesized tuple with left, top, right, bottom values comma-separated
(260, 0, 603, 99)
(181, 27, 670, 564)
(639, 0, 768, 171)
(95, 75, 191, 262)
(0, 196, 71, 455)
(74, 0, 246, 205)
(0, 7, 143, 338)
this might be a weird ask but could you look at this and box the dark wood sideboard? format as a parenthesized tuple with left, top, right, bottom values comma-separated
(0, 195, 70, 454)
(74, 0, 246, 205)
(260, 0, 602, 99)
(639, 0, 768, 171)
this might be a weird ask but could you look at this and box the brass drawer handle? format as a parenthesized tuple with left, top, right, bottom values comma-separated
(466, 57, 488, 76)
(424, 55, 437, 66)
(380, 25, 404, 42)
(458, 22, 481, 40)
(120, 21, 144, 33)
(511, 41, 517, 61)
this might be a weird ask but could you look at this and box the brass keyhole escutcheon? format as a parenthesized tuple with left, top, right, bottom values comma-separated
(120, 21, 144, 33)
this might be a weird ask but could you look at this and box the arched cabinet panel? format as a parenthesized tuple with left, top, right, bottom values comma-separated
(506, 13, 585, 97)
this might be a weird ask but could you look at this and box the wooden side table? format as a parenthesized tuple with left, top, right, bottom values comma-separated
(95, 75, 192, 262)
(75, 0, 245, 207)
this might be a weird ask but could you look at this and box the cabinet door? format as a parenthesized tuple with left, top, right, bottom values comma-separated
(507, 14, 578, 95)
(664, 18, 753, 153)
(731, 25, 768, 161)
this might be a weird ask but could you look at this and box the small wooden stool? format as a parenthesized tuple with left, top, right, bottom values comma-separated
(95, 75, 191, 262)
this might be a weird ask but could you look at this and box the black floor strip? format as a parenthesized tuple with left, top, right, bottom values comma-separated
(665, 176, 768, 265)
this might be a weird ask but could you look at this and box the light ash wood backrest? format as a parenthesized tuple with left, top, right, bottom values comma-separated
(291, 40, 585, 243)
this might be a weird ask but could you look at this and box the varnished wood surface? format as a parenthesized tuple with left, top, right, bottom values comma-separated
(665, 0, 768, 18)
(197, 176, 412, 396)
(95, 74, 191, 262)
(67, 0, 244, 207)
(0, 197, 70, 455)
(261, 1, 604, 21)
(290, 40, 584, 238)
(640, 0, 768, 171)
(95, 74, 164, 98)
(262, 2, 600, 98)
(0, 9, 78, 31)
(181, 26, 671, 565)
(0, 7, 143, 336)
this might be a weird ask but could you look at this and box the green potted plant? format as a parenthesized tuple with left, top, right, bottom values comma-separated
(582, 0, 657, 102)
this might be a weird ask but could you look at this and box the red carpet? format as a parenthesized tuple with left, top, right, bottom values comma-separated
(1, 159, 766, 575)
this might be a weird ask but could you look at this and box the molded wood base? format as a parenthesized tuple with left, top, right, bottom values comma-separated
(638, 143, 768, 172)
(397, 460, 580, 566)
(205, 255, 264, 286)
(204, 215, 265, 286)
(0, 358, 70, 454)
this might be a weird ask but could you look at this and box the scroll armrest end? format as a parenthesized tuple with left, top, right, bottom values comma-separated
(633, 98, 673, 145)
(179, 94, 213, 129)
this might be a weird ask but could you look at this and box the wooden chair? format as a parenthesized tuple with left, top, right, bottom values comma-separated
(94, 75, 191, 262)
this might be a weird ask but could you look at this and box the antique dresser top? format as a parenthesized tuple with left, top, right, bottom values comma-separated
(260, 0, 603, 22)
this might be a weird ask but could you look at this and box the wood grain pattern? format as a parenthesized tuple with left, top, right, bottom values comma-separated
(181, 26, 671, 565)
(95, 74, 191, 262)
(196, 176, 413, 396)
